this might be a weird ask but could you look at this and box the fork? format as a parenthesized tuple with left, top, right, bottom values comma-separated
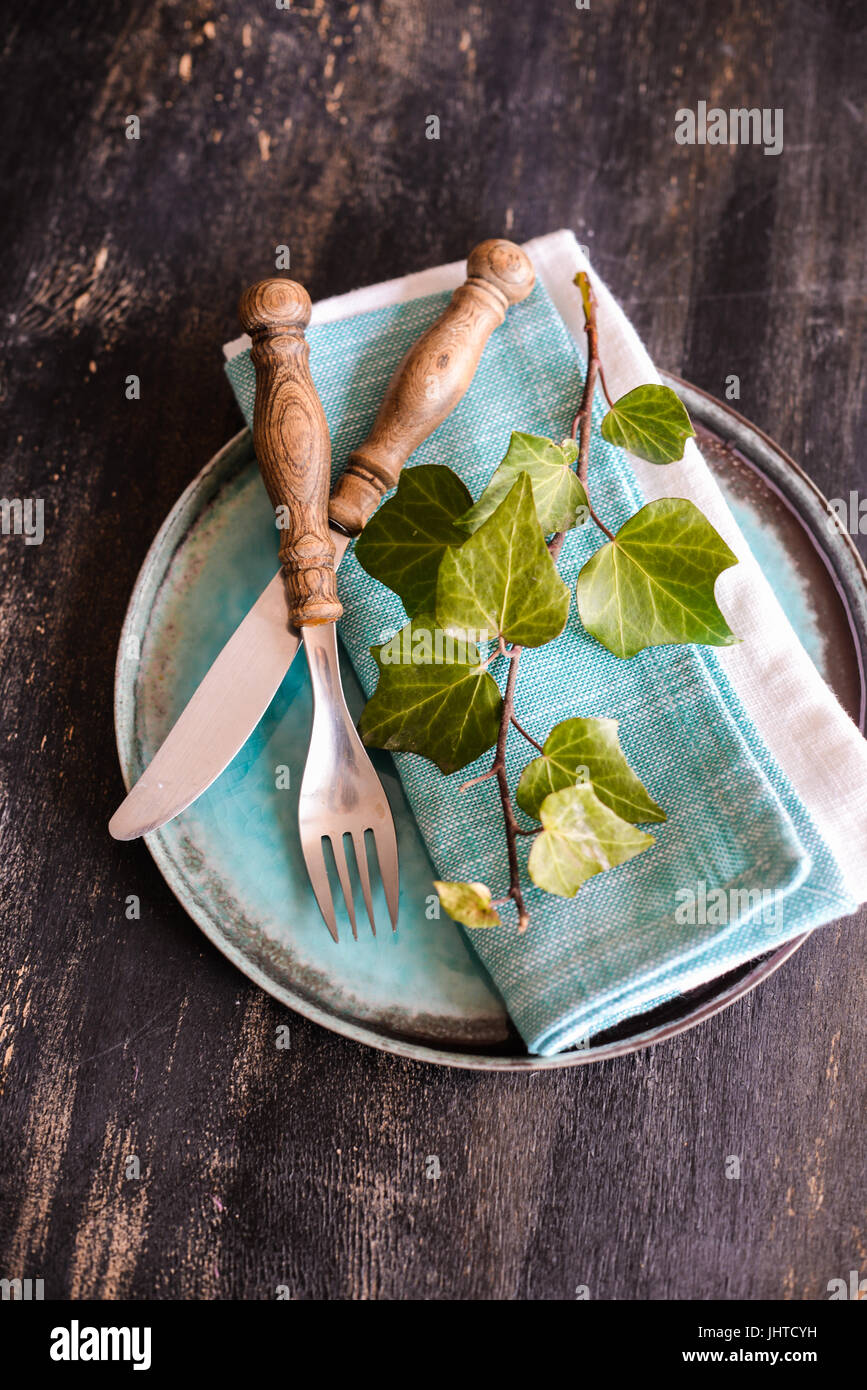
(241, 277, 399, 941)
(299, 623, 399, 940)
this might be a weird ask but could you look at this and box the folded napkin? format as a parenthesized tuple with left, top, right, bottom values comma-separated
(224, 231, 867, 1055)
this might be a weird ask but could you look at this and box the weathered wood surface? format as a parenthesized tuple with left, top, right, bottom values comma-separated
(1, 0, 865, 1301)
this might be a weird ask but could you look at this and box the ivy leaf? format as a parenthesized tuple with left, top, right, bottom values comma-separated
(601, 385, 695, 465)
(437, 472, 570, 648)
(354, 464, 473, 616)
(528, 785, 655, 898)
(359, 615, 503, 774)
(434, 880, 501, 929)
(576, 497, 739, 659)
(516, 717, 666, 824)
(457, 432, 588, 535)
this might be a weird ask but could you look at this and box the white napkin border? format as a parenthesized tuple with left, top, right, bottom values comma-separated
(225, 230, 867, 903)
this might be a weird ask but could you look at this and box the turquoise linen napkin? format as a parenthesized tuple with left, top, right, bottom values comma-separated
(226, 280, 854, 1056)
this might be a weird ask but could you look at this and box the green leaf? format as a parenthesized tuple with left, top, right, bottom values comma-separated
(434, 880, 501, 929)
(353, 464, 474, 616)
(437, 472, 570, 648)
(528, 784, 655, 898)
(457, 432, 588, 535)
(516, 717, 666, 824)
(601, 385, 695, 465)
(576, 497, 739, 659)
(359, 615, 503, 774)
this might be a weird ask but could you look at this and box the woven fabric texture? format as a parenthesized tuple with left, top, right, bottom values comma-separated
(226, 279, 852, 1055)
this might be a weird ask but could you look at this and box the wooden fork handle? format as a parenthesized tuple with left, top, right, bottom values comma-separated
(328, 238, 536, 536)
(239, 278, 342, 627)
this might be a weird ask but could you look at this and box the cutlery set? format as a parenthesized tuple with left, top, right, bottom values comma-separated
(109, 239, 536, 940)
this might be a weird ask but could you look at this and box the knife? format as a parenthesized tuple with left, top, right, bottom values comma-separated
(109, 238, 536, 840)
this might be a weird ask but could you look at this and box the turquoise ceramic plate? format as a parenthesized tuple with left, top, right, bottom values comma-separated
(114, 383, 867, 1070)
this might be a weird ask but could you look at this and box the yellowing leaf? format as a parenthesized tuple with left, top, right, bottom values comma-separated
(528, 784, 655, 898)
(434, 880, 501, 929)
(516, 717, 665, 823)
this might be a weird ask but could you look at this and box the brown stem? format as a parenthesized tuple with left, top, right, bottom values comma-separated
(597, 360, 615, 410)
(548, 531, 566, 564)
(482, 272, 618, 933)
(493, 647, 531, 932)
(459, 767, 499, 792)
(586, 502, 615, 542)
(510, 713, 544, 752)
(568, 273, 615, 542)
(480, 638, 520, 669)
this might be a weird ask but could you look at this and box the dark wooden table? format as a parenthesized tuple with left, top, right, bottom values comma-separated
(1, 0, 865, 1302)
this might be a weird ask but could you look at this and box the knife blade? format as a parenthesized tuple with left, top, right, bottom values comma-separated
(109, 238, 536, 840)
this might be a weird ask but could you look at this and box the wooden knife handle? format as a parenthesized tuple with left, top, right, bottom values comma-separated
(239, 278, 342, 627)
(328, 238, 536, 536)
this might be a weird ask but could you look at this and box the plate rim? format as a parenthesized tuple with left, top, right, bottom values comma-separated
(114, 385, 866, 1071)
